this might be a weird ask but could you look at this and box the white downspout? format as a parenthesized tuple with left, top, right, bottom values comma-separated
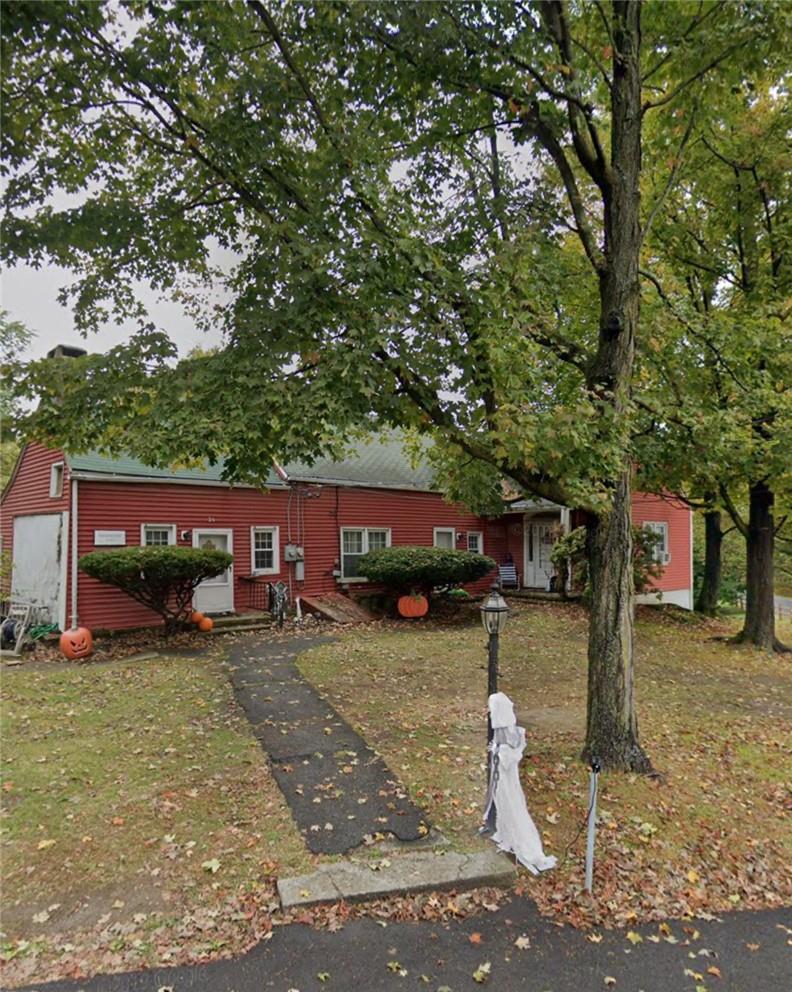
(70, 478, 78, 628)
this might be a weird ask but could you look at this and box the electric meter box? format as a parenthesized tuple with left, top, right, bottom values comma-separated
(284, 544, 304, 561)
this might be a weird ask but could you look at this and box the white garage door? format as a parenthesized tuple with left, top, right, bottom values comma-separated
(11, 513, 68, 628)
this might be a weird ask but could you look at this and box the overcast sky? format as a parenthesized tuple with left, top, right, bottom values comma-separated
(1, 261, 226, 361)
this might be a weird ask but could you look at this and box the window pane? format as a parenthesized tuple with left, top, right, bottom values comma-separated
(343, 553, 363, 578)
(145, 527, 171, 546)
(254, 530, 274, 570)
(434, 529, 454, 549)
(467, 533, 481, 553)
(343, 531, 364, 554)
(367, 530, 388, 551)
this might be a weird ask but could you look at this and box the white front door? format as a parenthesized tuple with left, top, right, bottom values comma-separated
(193, 529, 234, 613)
(523, 519, 557, 589)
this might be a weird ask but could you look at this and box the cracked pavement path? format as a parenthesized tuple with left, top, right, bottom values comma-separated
(227, 635, 429, 854)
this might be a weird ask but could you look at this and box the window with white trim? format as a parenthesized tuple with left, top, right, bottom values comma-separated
(467, 531, 483, 554)
(433, 527, 455, 550)
(50, 462, 64, 498)
(341, 528, 390, 580)
(141, 523, 176, 547)
(251, 526, 279, 574)
(643, 521, 670, 565)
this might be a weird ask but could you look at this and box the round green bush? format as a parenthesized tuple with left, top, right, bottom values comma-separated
(357, 545, 496, 595)
(80, 546, 233, 631)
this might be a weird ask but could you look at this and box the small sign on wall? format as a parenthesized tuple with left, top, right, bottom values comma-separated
(94, 530, 126, 546)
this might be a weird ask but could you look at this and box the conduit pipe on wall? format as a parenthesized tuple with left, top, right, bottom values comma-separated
(70, 478, 78, 629)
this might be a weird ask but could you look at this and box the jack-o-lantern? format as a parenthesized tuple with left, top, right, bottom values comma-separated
(190, 611, 205, 624)
(197, 616, 214, 632)
(397, 594, 429, 619)
(60, 626, 93, 660)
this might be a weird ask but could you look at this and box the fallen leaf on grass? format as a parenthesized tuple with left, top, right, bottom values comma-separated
(201, 858, 221, 873)
(36, 839, 56, 850)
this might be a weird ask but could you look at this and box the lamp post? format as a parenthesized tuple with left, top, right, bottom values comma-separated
(480, 583, 510, 744)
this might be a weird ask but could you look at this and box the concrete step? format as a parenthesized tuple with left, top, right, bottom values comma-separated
(277, 848, 515, 909)
(209, 613, 273, 629)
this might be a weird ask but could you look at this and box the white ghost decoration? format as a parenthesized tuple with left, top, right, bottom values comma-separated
(482, 692, 557, 875)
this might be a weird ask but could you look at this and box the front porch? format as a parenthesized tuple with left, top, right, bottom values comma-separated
(496, 498, 573, 592)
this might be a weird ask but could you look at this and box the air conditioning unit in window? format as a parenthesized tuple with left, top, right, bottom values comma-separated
(660, 551, 671, 565)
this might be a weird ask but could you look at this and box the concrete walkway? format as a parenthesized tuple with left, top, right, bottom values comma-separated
(227, 635, 429, 855)
(28, 903, 791, 991)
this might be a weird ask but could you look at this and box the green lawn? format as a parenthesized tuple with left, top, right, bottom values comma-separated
(1, 650, 311, 985)
(299, 602, 792, 927)
(2, 605, 790, 986)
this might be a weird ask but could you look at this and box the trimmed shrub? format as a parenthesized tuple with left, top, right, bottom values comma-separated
(79, 546, 233, 633)
(550, 525, 664, 597)
(357, 545, 496, 596)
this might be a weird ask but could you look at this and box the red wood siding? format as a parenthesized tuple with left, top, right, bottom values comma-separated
(1, 443, 72, 606)
(632, 492, 692, 593)
(3, 443, 693, 630)
(74, 481, 502, 629)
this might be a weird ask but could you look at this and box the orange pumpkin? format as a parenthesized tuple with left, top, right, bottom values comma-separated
(197, 616, 214, 632)
(60, 626, 93, 660)
(190, 611, 205, 624)
(397, 594, 429, 619)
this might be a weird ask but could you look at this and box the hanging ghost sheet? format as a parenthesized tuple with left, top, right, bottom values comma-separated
(482, 692, 557, 874)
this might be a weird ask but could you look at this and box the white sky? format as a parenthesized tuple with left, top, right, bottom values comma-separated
(1, 262, 226, 361)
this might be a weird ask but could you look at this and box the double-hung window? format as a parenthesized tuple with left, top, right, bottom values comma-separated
(643, 521, 670, 565)
(251, 526, 279, 574)
(433, 527, 455, 550)
(467, 531, 484, 554)
(142, 523, 176, 546)
(341, 528, 390, 581)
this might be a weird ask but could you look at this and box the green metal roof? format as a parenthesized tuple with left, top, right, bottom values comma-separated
(65, 450, 280, 484)
(282, 436, 435, 490)
(65, 435, 435, 491)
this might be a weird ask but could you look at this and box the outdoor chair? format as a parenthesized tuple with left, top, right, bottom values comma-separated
(498, 562, 520, 589)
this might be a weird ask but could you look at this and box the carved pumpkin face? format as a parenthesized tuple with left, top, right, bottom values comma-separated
(60, 626, 93, 660)
(397, 594, 429, 619)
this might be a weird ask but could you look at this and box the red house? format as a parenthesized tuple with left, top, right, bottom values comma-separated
(1, 437, 693, 631)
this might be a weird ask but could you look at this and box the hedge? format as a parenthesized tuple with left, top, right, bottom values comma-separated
(357, 545, 496, 595)
(79, 546, 233, 632)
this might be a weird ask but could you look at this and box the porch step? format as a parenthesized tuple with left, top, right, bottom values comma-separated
(300, 593, 377, 624)
(208, 612, 273, 630)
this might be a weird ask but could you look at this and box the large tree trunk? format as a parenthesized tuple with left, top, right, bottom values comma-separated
(585, 473, 650, 771)
(735, 481, 788, 652)
(583, 1, 651, 772)
(695, 508, 723, 616)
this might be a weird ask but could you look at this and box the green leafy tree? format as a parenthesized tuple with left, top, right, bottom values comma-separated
(79, 547, 232, 634)
(638, 72, 791, 648)
(2, 2, 777, 767)
(0, 311, 33, 489)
